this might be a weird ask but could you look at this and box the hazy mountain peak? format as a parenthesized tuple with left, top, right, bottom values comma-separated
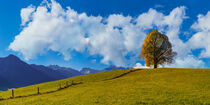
(80, 67, 100, 75)
(103, 65, 126, 71)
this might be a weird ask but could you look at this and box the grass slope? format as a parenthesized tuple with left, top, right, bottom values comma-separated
(0, 68, 209, 105)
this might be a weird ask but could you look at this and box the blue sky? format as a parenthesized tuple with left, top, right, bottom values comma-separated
(0, 0, 210, 69)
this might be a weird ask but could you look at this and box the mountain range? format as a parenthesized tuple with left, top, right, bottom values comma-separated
(0, 54, 126, 90)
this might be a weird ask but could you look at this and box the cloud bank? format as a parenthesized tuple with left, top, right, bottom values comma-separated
(9, 0, 208, 68)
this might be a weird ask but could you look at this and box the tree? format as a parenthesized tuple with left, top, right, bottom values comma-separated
(140, 30, 177, 68)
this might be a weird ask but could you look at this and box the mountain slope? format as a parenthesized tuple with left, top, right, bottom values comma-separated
(0, 55, 81, 90)
(0, 55, 54, 90)
(0, 54, 128, 90)
(48, 65, 81, 77)
(30, 64, 71, 80)
(0, 68, 209, 105)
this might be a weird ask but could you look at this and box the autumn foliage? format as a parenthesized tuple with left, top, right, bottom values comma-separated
(140, 30, 177, 68)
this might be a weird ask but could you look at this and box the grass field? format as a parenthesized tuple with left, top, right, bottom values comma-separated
(0, 68, 209, 105)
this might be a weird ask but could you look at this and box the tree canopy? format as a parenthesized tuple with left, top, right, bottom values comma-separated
(140, 30, 177, 68)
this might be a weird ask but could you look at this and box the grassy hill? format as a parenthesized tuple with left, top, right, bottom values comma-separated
(0, 68, 209, 105)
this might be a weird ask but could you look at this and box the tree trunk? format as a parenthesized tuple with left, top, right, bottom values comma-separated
(154, 63, 157, 69)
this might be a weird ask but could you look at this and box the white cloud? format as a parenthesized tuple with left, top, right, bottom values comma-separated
(134, 63, 149, 68)
(136, 8, 165, 29)
(191, 12, 210, 31)
(10, 0, 97, 60)
(21, 5, 35, 26)
(188, 12, 210, 58)
(9, 0, 207, 68)
(169, 55, 205, 68)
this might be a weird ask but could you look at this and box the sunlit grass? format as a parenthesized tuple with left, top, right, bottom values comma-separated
(0, 69, 132, 99)
(0, 68, 209, 105)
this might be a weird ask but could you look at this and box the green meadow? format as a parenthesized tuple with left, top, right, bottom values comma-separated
(0, 68, 209, 105)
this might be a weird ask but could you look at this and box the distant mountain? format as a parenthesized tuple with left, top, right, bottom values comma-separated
(0, 55, 82, 90)
(80, 66, 127, 75)
(80, 68, 100, 75)
(0, 54, 53, 90)
(0, 54, 127, 90)
(103, 65, 127, 71)
(31, 64, 70, 80)
(48, 65, 81, 77)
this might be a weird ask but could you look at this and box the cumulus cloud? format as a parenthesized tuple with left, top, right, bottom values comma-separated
(10, 0, 97, 60)
(134, 63, 148, 68)
(169, 55, 205, 68)
(9, 0, 206, 68)
(20, 5, 35, 26)
(188, 12, 210, 58)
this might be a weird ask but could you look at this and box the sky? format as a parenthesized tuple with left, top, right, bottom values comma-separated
(0, 0, 210, 70)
